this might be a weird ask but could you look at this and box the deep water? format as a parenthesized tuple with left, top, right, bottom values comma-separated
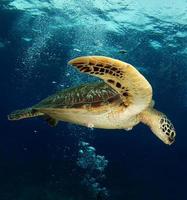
(0, 1, 187, 200)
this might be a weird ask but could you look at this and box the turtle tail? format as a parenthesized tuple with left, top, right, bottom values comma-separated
(8, 108, 43, 121)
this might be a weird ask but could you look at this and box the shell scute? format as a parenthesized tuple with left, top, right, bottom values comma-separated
(34, 82, 121, 109)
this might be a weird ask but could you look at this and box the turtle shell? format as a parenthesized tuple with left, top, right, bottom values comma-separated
(34, 82, 122, 109)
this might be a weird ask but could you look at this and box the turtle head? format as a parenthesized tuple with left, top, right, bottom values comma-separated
(151, 114, 176, 145)
(140, 108, 176, 145)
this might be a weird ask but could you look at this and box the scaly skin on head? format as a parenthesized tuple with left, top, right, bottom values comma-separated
(139, 108, 176, 145)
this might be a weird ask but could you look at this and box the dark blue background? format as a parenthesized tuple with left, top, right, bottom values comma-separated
(0, 6, 187, 200)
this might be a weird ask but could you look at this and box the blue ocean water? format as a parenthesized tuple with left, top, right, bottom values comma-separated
(0, 0, 187, 199)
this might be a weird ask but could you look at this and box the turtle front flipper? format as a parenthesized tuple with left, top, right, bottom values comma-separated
(8, 108, 43, 121)
(68, 56, 152, 117)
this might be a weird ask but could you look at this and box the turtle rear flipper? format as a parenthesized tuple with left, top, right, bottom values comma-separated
(8, 108, 43, 121)
(43, 115, 59, 127)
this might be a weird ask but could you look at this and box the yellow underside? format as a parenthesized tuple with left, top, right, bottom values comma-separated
(39, 105, 140, 129)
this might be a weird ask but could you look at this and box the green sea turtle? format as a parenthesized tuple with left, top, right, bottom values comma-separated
(8, 56, 176, 145)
